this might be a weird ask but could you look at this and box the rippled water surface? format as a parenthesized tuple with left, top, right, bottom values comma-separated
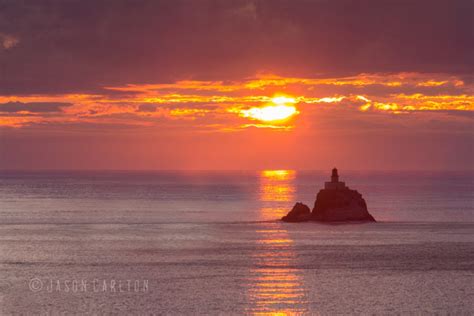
(0, 170, 473, 314)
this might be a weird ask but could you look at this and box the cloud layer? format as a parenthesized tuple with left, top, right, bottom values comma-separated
(0, 73, 472, 130)
(0, 0, 472, 94)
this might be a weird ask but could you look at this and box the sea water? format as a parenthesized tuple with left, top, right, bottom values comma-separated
(0, 170, 472, 314)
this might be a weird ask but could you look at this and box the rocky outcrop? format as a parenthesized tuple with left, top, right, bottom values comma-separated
(281, 202, 311, 222)
(311, 188, 375, 222)
(281, 168, 376, 223)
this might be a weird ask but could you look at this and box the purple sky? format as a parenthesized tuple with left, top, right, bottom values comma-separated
(0, 0, 473, 170)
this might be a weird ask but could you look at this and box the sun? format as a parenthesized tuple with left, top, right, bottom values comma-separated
(271, 96, 296, 106)
(241, 95, 299, 122)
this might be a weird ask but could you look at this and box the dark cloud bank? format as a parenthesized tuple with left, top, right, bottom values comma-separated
(0, 101, 70, 113)
(0, 0, 472, 94)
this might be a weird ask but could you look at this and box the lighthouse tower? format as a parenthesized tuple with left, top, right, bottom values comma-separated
(331, 168, 339, 182)
(325, 168, 347, 190)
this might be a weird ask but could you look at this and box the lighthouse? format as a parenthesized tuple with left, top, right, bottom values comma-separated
(331, 168, 339, 182)
(283, 167, 375, 222)
(324, 168, 347, 190)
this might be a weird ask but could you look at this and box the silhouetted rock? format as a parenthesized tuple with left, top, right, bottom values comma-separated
(311, 188, 375, 222)
(282, 168, 376, 223)
(282, 202, 311, 222)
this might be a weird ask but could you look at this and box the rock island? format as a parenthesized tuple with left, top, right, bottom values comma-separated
(282, 168, 376, 222)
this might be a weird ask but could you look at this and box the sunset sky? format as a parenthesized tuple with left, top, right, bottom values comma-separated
(0, 0, 472, 170)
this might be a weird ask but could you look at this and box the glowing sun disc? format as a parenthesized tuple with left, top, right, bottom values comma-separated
(271, 96, 296, 105)
(242, 105, 298, 122)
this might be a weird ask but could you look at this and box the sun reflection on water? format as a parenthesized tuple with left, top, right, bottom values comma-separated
(260, 170, 296, 217)
(246, 170, 308, 314)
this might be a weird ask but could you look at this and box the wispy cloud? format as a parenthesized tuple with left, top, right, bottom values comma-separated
(0, 73, 472, 129)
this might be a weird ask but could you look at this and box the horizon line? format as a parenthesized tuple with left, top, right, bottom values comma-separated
(0, 168, 472, 173)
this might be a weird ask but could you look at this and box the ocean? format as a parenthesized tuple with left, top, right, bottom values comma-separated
(0, 170, 472, 314)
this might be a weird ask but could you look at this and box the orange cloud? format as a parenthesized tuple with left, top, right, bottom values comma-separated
(0, 73, 472, 128)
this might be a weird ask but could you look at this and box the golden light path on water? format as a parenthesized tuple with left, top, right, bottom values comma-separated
(246, 170, 308, 314)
